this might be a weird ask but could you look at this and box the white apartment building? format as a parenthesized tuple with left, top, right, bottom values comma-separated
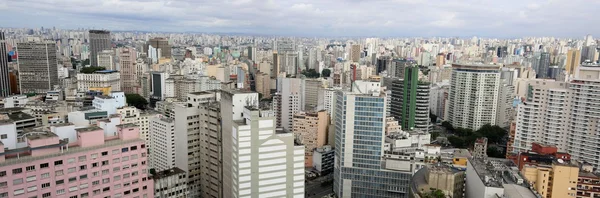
(116, 106, 158, 145)
(77, 70, 121, 92)
(229, 106, 305, 198)
(447, 63, 501, 130)
(97, 49, 116, 70)
(3, 95, 29, 108)
(149, 115, 176, 171)
(92, 91, 126, 115)
(279, 78, 304, 130)
(513, 79, 570, 154)
(496, 82, 516, 128)
(318, 87, 340, 116)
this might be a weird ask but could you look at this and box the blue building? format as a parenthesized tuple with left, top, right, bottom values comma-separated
(333, 90, 411, 198)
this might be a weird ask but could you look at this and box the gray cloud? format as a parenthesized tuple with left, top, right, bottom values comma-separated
(0, 0, 598, 37)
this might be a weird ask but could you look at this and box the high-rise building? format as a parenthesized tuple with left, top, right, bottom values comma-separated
(279, 78, 304, 130)
(0, 123, 154, 198)
(377, 56, 391, 74)
(0, 32, 10, 97)
(446, 64, 500, 130)
(16, 41, 59, 94)
(566, 49, 581, 75)
(97, 49, 116, 70)
(198, 101, 223, 198)
(228, 106, 305, 197)
(391, 65, 431, 132)
(303, 78, 323, 111)
(292, 111, 329, 167)
(350, 44, 361, 62)
(145, 37, 171, 59)
(119, 47, 138, 94)
(255, 72, 271, 99)
(537, 52, 551, 78)
(89, 30, 111, 67)
(496, 81, 516, 128)
(272, 52, 279, 78)
(149, 115, 176, 171)
(333, 89, 410, 198)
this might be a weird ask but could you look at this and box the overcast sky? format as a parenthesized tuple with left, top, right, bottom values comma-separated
(1, 0, 598, 38)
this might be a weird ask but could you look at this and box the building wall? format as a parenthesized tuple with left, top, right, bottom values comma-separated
(281, 78, 303, 131)
(77, 72, 121, 92)
(0, 33, 11, 97)
(465, 161, 504, 198)
(119, 47, 138, 94)
(149, 116, 175, 171)
(292, 111, 329, 167)
(89, 30, 111, 67)
(17, 42, 59, 94)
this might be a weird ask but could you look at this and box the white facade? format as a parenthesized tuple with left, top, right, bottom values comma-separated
(97, 49, 115, 70)
(3, 95, 29, 108)
(230, 107, 305, 198)
(149, 115, 176, 171)
(92, 92, 126, 115)
(280, 78, 304, 131)
(447, 64, 501, 130)
(0, 121, 17, 150)
(496, 82, 516, 128)
(465, 160, 505, 198)
(76, 71, 121, 92)
(318, 87, 341, 116)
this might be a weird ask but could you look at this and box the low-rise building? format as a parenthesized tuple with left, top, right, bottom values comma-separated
(77, 70, 121, 92)
(3, 95, 29, 108)
(411, 165, 465, 198)
(151, 167, 189, 198)
(312, 145, 334, 175)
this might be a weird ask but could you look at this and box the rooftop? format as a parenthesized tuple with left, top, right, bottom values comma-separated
(26, 132, 58, 140)
(151, 167, 186, 180)
(7, 112, 35, 121)
(75, 126, 102, 133)
(116, 123, 138, 128)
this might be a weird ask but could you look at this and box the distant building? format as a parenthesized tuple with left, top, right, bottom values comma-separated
(89, 30, 111, 67)
(77, 70, 121, 92)
(0, 32, 11, 97)
(119, 47, 138, 94)
(3, 95, 28, 108)
(97, 49, 116, 70)
(466, 158, 539, 198)
(313, 145, 334, 175)
(292, 110, 329, 167)
(145, 37, 171, 59)
(16, 41, 59, 94)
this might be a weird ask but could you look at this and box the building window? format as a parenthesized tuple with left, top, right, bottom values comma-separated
(26, 175, 36, 182)
(79, 156, 87, 162)
(26, 165, 35, 172)
(80, 165, 87, 170)
(0, 134, 6, 139)
(101, 151, 108, 156)
(55, 170, 64, 176)
(42, 192, 51, 198)
(13, 178, 23, 185)
(54, 160, 63, 166)
(12, 168, 23, 174)
(41, 173, 50, 179)
(57, 189, 65, 195)
(0, 171, 5, 177)
(68, 167, 76, 173)
(42, 183, 50, 188)
(14, 188, 24, 196)
(80, 174, 88, 180)
(56, 179, 64, 185)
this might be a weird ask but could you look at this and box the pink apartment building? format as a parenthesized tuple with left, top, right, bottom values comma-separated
(0, 123, 153, 198)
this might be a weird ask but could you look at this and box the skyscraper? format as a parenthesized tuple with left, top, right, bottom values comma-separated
(446, 63, 500, 130)
(537, 52, 551, 78)
(16, 41, 59, 94)
(350, 44, 361, 62)
(89, 30, 111, 67)
(119, 47, 138, 94)
(272, 51, 279, 78)
(0, 32, 10, 97)
(145, 37, 171, 59)
(566, 49, 581, 75)
(333, 89, 411, 198)
(391, 65, 431, 132)
(278, 78, 304, 130)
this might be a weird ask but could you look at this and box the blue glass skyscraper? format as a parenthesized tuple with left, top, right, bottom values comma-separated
(333, 90, 411, 198)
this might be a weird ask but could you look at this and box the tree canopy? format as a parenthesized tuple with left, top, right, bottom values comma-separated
(302, 69, 320, 78)
(443, 123, 507, 151)
(422, 189, 445, 198)
(321, 69, 331, 77)
(125, 94, 148, 109)
(80, 67, 106, 74)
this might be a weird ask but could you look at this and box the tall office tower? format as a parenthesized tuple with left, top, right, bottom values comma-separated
(303, 78, 323, 111)
(16, 41, 59, 94)
(292, 111, 329, 167)
(0, 124, 154, 198)
(0, 32, 10, 97)
(255, 72, 271, 99)
(282, 51, 299, 75)
(390, 58, 412, 78)
(119, 47, 138, 94)
(567, 65, 600, 168)
(97, 49, 116, 70)
(377, 56, 391, 74)
(308, 48, 318, 70)
(279, 78, 304, 131)
(198, 101, 223, 198)
(512, 79, 570, 154)
(247, 46, 256, 61)
(89, 30, 111, 67)
(227, 106, 305, 197)
(333, 89, 410, 198)
(146, 37, 171, 59)
(537, 52, 551, 78)
(272, 52, 279, 78)
(149, 115, 176, 171)
(391, 65, 431, 132)
(169, 92, 218, 197)
(447, 64, 500, 130)
(317, 87, 340, 116)
(350, 44, 361, 62)
(495, 81, 516, 128)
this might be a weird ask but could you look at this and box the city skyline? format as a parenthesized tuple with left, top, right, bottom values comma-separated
(1, 0, 599, 38)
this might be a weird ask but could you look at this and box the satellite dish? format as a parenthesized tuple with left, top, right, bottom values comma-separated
(557, 159, 564, 164)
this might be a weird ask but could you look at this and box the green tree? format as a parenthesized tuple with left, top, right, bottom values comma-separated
(476, 124, 507, 144)
(125, 94, 148, 109)
(321, 69, 331, 77)
(301, 69, 320, 78)
(80, 67, 106, 74)
(441, 121, 454, 131)
(423, 189, 445, 198)
(487, 147, 504, 158)
(448, 136, 466, 148)
(82, 59, 90, 66)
